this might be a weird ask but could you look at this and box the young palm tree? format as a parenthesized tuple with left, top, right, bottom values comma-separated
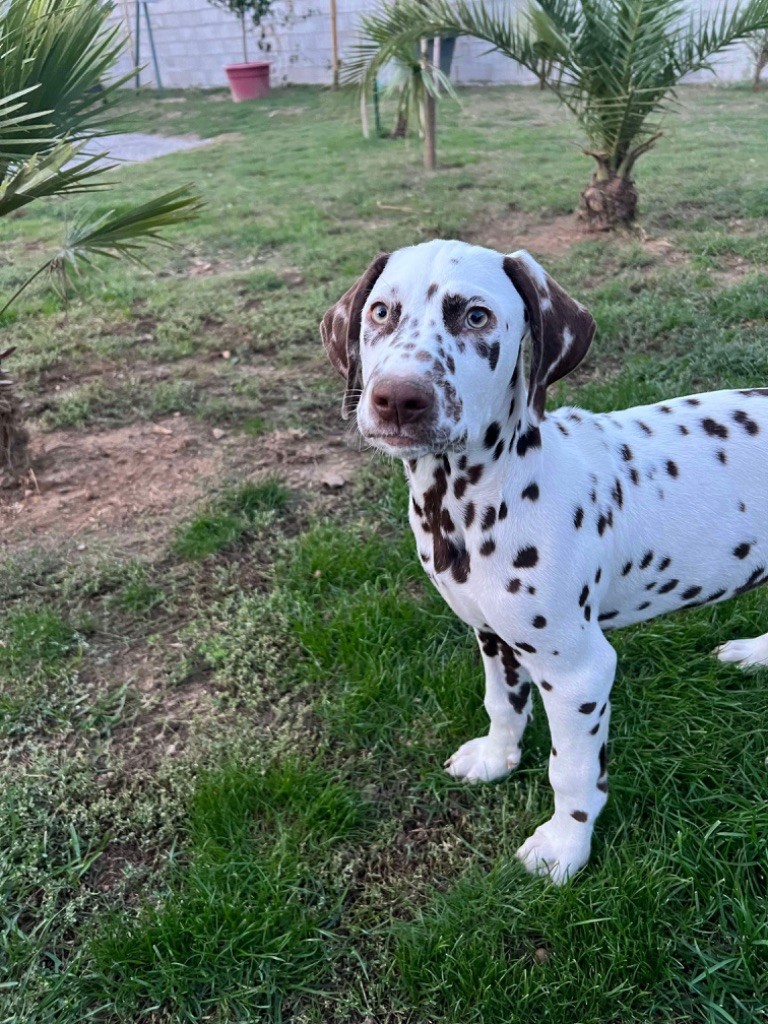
(0, 0, 201, 480)
(355, 0, 768, 229)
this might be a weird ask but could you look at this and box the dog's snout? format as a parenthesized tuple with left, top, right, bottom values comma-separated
(370, 377, 435, 428)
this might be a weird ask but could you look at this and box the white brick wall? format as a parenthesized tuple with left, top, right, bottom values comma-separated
(108, 0, 754, 90)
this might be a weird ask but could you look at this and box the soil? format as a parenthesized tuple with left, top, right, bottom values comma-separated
(0, 414, 365, 551)
(471, 211, 602, 259)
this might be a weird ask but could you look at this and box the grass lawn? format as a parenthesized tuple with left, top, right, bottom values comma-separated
(0, 82, 767, 1023)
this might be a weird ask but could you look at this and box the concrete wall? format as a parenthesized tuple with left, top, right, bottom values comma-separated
(108, 0, 755, 91)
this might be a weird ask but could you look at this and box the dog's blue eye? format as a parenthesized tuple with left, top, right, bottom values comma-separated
(466, 307, 489, 329)
(370, 302, 389, 324)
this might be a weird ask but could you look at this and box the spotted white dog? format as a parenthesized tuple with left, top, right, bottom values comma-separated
(321, 239, 768, 883)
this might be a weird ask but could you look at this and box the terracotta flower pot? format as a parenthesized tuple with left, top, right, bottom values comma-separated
(225, 61, 270, 102)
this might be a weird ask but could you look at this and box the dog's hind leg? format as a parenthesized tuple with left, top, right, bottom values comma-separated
(715, 632, 768, 670)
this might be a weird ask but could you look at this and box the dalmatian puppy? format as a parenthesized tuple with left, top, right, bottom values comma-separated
(321, 239, 768, 883)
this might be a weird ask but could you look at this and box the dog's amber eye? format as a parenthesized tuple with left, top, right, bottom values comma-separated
(370, 302, 389, 324)
(465, 307, 489, 329)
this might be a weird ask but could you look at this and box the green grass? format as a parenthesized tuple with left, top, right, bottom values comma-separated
(174, 478, 290, 558)
(1, 83, 767, 1023)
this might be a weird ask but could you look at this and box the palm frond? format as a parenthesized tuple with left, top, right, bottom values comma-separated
(0, 186, 203, 317)
(57, 187, 205, 272)
(0, 141, 117, 218)
(0, 0, 138, 168)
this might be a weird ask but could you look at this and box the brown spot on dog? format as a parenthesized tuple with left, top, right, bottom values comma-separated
(514, 546, 539, 568)
(451, 549, 471, 583)
(484, 421, 501, 449)
(516, 424, 542, 457)
(442, 294, 466, 336)
(734, 542, 751, 559)
(702, 418, 728, 439)
(733, 409, 759, 435)
(482, 506, 497, 531)
(571, 810, 588, 823)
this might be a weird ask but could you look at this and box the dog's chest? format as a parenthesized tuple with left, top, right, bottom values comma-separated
(407, 466, 525, 629)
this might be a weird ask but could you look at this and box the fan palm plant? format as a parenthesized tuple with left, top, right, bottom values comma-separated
(354, 0, 768, 229)
(0, 0, 202, 481)
(346, 11, 458, 164)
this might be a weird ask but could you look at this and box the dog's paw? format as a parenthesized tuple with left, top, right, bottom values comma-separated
(714, 635, 768, 671)
(444, 736, 520, 783)
(516, 819, 591, 885)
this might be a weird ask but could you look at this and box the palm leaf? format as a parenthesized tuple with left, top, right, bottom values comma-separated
(0, 0, 138, 168)
(0, 187, 203, 317)
(0, 140, 117, 218)
(57, 187, 205, 271)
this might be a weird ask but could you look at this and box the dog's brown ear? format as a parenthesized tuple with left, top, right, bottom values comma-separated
(503, 250, 595, 419)
(321, 253, 390, 419)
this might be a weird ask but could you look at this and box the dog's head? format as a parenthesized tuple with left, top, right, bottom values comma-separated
(321, 240, 595, 459)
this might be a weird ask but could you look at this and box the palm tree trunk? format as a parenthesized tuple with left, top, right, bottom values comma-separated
(578, 171, 638, 231)
(753, 47, 768, 89)
(0, 349, 30, 486)
(389, 110, 409, 138)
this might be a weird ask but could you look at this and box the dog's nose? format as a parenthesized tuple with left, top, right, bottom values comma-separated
(370, 377, 435, 428)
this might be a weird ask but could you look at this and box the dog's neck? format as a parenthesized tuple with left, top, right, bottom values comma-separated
(405, 351, 537, 501)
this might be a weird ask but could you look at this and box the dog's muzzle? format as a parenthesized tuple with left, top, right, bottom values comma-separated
(362, 375, 441, 453)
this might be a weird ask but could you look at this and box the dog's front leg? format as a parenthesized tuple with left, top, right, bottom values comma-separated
(517, 636, 616, 884)
(445, 629, 532, 783)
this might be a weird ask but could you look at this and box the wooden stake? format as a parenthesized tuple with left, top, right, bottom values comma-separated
(330, 0, 339, 89)
(421, 39, 436, 171)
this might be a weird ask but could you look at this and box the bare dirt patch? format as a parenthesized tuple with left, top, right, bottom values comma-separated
(0, 414, 366, 550)
(471, 210, 691, 267)
(470, 211, 601, 259)
(0, 417, 226, 547)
